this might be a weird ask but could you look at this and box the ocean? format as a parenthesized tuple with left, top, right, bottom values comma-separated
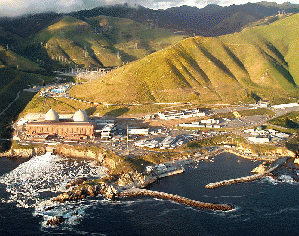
(0, 152, 299, 236)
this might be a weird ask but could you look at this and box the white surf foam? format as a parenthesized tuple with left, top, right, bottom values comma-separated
(0, 153, 107, 208)
(0, 153, 108, 230)
(261, 175, 298, 185)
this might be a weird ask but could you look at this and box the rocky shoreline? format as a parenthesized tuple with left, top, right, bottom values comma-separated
(53, 180, 118, 202)
(1, 144, 296, 226)
(0, 146, 46, 158)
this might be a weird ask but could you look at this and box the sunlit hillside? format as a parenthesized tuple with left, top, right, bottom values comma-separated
(28, 16, 187, 68)
(69, 13, 299, 105)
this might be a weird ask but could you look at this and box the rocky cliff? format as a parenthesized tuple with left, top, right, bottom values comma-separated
(53, 180, 119, 202)
(0, 146, 46, 158)
(54, 145, 138, 175)
(251, 163, 267, 173)
(54, 146, 106, 162)
(117, 171, 157, 189)
(53, 170, 156, 203)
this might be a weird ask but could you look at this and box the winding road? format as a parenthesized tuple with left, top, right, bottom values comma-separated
(0, 91, 21, 117)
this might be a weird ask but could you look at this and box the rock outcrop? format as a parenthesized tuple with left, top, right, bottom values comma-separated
(0, 146, 46, 158)
(53, 170, 155, 203)
(251, 163, 267, 173)
(46, 216, 65, 226)
(53, 145, 136, 175)
(117, 171, 156, 189)
(65, 177, 87, 189)
(54, 146, 106, 162)
(53, 180, 118, 202)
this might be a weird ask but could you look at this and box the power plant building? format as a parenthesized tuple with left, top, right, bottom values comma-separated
(26, 109, 95, 139)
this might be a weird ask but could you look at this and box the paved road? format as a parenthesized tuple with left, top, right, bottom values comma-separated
(0, 91, 20, 117)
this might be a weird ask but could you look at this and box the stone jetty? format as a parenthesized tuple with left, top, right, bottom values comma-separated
(120, 188, 233, 211)
(205, 156, 290, 189)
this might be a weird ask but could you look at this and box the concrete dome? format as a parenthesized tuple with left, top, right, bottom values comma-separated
(45, 108, 59, 122)
(73, 109, 88, 122)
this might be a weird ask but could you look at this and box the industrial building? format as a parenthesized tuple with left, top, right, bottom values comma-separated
(158, 108, 205, 120)
(26, 109, 95, 139)
(128, 128, 149, 135)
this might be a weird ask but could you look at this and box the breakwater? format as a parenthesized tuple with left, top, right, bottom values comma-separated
(157, 167, 185, 178)
(205, 156, 290, 189)
(120, 188, 233, 211)
(225, 149, 277, 161)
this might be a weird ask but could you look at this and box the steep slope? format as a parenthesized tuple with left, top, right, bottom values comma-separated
(21, 15, 187, 68)
(70, 3, 299, 37)
(0, 67, 52, 112)
(243, 13, 292, 28)
(1, 3, 298, 72)
(0, 13, 61, 38)
(69, 13, 299, 105)
(0, 45, 41, 71)
(0, 26, 22, 46)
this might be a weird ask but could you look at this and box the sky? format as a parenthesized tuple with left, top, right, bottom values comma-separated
(0, 0, 298, 17)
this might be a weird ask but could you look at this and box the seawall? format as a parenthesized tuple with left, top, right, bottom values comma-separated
(205, 156, 290, 189)
(120, 188, 233, 211)
(157, 167, 185, 178)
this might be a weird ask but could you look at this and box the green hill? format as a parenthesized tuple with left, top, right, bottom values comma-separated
(69, 13, 299, 105)
(0, 68, 52, 112)
(21, 15, 187, 68)
(0, 45, 41, 71)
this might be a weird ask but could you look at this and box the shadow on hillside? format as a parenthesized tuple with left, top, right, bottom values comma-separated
(0, 92, 37, 152)
(15, 43, 64, 72)
(86, 106, 97, 115)
(117, 49, 138, 63)
(250, 92, 261, 102)
(199, 45, 237, 80)
(103, 107, 130, 117)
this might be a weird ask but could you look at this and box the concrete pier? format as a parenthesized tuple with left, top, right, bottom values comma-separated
(157, 167, 185, 178)
(205, 156, 290, 189)
(120, 188, 233, 211)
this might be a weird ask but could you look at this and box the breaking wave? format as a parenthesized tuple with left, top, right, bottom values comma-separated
(0, 152, 107, 209)
(261, 175, 299, 185)
(0, 152, 108, 230)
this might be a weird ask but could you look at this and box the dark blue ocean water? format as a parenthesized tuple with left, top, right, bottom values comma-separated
(0, 153, 299, 236)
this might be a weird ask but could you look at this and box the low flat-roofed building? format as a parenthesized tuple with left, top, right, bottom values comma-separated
(128, 128, 149, 135)
(158, 108, 205, 120)
(248, 137, 270, 144)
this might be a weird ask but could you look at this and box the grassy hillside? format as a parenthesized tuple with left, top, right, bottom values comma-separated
(0, 68, 52, 112)
(18, 15, 187, 69)
(0, 68, 54, 151)
(69, 13, 299, 105)
(0, 46, 41, 71)
(243, 13, 293, 29)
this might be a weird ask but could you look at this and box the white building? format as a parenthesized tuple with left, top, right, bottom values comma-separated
(158, 108, 205, 120)
(128, 128, 149, 135)
(94, 121, 115, 139)
(160, 136, 176, 148)
(179, 122, 205, 128)
(200, 119, 220, 124)
(275, 133, 289, 138)
(248, 137, 270, 144)
(272, 103, 299, 109)
(257, 100, 269, 107)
